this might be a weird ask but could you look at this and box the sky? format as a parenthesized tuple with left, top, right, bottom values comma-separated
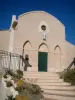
(0, 0, 75, 44)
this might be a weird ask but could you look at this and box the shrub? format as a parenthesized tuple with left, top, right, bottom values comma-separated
(3, 73, 8, 78)
(24, 83, 43, 95)
(4, 69, 23, 80)
(14, 79, 25, 93)
(59, 70, 67, 79)
(13, 74, 22, 80)
(17, 79, 25, 87)
(60, 68, 75, 85)
(16, 70, 23, 76)
(15, 80, 44, 100)
(15, 86, 22, 93)
(31, 84, 43, 95)
(19, 90, 43, 100)
(19, 89, 44, 100)
(3, 69, 44, 100)
(11, 77, 18, 83)
(3, 69, 14, 79)
(19, 82, 44, 100)
(5, 69, 14, 76)
(6, 81, 13, 87)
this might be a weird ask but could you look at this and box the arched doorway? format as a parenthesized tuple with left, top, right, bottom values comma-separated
(22, 41, 32, 66)
(38, 43, 48, 72)
(23, 41, 31, 57)
(54, 45, 61, 71)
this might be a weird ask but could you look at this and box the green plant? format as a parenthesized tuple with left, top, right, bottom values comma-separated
(17, 79, 25, 87)
(3, 73, 8, 78)
(15, 80, 44, 100)
(13, 73, 22, 80)
(6, 81, 13, 87)
(15, 86, 22, 93)
(3, 69, 44, 100)
(31, 84, 43, 94)
(59, 70, 67, 79)
(16, 70, 23, 76)
(14, 79, 25, 93)
(5, 69, 14, 76)
(60, 68, 75, 85)
(21, 82, 43, 99)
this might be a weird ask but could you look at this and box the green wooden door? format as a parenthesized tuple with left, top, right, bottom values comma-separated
(38, 52, 48, 72)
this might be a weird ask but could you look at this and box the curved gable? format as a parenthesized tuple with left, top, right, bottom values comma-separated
(18, 11, 64, 27)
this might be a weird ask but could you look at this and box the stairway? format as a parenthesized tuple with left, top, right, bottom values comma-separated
(23, 72, 75, 100)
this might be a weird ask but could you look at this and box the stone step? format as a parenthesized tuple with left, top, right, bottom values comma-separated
(24, 72, 58, 74)
(24, 75, 59, 78)
(24, 73, 59, 77)
(24, 72, 59, 76)
(41, 85, 75, 91)
(37, 79, 63, 83)
(44, 98, 57, 100)
(24, 76, 60, 80)
(43, 93, 75, 100)
(24, 71, 58, 73)
(24, 78, 63, 84)
(36, 82, 70, 86)
(44, 89, 75, 96)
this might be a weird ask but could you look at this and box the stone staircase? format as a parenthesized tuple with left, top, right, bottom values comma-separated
(23, 72, 75, 100)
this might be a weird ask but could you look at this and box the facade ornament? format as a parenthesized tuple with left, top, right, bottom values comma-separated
(43, 31, 46, 40)
(41, 25, 46, 40)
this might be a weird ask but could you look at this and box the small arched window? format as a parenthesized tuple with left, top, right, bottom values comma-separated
(54, 45, 61, 54)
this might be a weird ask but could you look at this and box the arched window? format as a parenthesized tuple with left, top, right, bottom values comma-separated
(54, 45, 61, 54)
(22, 40, 32, 66)
(54, 45, 61, 70)
(23, 40, 32, 49)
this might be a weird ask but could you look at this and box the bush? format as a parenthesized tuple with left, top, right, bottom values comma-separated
(3, 69, 44, 100)
(15, 86, 23, 93)
(23, 82, 44, 99)
(25, 83, 43, 95)
(13, 73, 22, 80)
(19, 90, 44, 100)
(15, 80, 44, 100)
(60, 68, 75, 85)
(15, 79, 25, 93)
(6, 81, 13, 87)
(3, 73, 8, 78)
(6, 70, 14, 76)
(59, 70, 67, 79)
(16, 70, 23, 76)
(17, 79, 25, 87)
(31, 84, 43, 95)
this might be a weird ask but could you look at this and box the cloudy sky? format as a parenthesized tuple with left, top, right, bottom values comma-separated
(0, 0, 75, 44)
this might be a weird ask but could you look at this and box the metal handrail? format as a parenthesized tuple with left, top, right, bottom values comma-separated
(0, 50, 21, 70)
(66, 58, 75, 70)
(0, 50, 20, 57)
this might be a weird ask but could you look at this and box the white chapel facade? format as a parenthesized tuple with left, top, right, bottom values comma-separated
(0, 11, 75, 72)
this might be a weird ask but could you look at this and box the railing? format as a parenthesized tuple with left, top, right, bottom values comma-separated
(1, 50, 74, 72)
(0, 50, 21, 71)
(66, 58, 75, 70)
